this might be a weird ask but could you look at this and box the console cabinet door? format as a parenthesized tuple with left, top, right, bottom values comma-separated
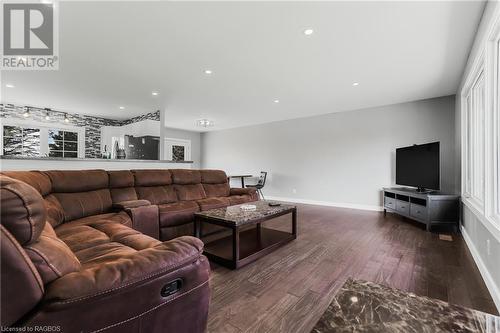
(410, 204, 427, 221)
(396, 200, 409, 215)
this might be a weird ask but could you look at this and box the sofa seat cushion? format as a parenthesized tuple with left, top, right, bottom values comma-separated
(197, 197, 230, 211)
(44, 236, 204, 302)
(55, 213, 160, 267)
(55, 212, 133, 251)
(159, 201, 200, 228)
(228, 195, 254, 205)
(24, 223, 81, 284)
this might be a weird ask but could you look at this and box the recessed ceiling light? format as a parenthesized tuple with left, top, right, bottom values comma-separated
(5, 84, 14, 88)
(152, 91, 159, 96)
(119, 106, 125, 110)
(274, 99, 280, 103)
(352, 82, 360, 86)
(204, 69, 213, 75)
(303, 28, 314, 36)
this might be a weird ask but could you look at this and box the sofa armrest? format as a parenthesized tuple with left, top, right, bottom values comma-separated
(126, 205, 159, 239)
(230, 187, 256, 196)
(28, 237, 210, 332)
(112, 199, 151, 210)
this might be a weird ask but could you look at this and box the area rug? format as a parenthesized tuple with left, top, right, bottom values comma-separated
(312, 278, 499, 333)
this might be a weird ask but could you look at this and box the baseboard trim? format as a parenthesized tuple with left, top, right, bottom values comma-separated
(265, 196, 384, 212)
(461, 225, 500, 313)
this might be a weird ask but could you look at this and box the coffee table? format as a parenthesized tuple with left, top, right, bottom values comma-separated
(194, 201, 297, 269)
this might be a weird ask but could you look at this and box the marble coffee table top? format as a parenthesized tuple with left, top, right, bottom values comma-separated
(195, 201, 295, 226)
(312, 278, 500, 333)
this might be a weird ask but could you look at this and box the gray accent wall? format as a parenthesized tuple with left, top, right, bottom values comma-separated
(201, 95, 456, 209)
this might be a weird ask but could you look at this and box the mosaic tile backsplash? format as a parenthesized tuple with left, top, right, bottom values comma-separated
(0, 103, 160, 158)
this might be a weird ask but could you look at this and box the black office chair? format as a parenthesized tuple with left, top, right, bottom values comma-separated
(246, 171, 267, 200)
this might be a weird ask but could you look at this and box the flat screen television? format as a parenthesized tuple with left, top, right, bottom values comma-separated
(396, 142, 440, 192)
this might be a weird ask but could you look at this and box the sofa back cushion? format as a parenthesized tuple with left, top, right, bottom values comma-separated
(171, 169, 206, 201)
(45, 170, 112, 222)
(134, 170, 177, 204)
(1, 171, 65, 227)
(171, 169, 201, 184)
(175, 184, 206, 201)
(44, 194, 65, 227)
(0, 176, 47, 246)
(200, 170, 230, 198)
(108, 170, 137, 203)
(1, 171, 51, 196)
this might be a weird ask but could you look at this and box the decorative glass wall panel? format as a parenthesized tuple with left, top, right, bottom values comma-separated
(3, 125, 40, 156)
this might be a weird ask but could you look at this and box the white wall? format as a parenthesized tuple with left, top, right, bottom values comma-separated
(201, 95, 456, 209)
(455, 0, 500, 311)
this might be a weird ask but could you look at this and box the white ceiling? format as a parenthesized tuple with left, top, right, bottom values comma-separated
(1, 1, 485, 131)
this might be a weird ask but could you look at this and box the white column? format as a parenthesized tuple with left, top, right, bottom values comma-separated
(159, 108, 166, 160)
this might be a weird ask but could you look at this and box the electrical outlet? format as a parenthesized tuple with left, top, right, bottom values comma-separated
(487, 239, 491, 256)
(292, 188, 297, 194)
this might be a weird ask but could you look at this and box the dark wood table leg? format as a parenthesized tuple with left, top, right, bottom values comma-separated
(292, 208, 297, 239)
(194, 218, 201, 238)
(241, 177, 245, 188)
(232, 226, 240, 268)
(256, 223, 262, 244)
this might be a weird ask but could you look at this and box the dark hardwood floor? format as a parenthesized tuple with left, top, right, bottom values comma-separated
(207, 203, 498, 333)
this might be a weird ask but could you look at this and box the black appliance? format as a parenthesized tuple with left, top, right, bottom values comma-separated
(124, 135, 159, 160)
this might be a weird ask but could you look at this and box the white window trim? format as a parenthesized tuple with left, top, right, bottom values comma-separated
(460, 5, 500, 240)
(461, 51, 486, 213)
(487, 13, 500, 225)
(0, 118, 85, 158)
(164, 137, 191, 161)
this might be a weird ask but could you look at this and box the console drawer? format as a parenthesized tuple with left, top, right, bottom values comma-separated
(384, 197, 396, 210)
(396, 200, 409, 215)
(410, 204, 427, 221)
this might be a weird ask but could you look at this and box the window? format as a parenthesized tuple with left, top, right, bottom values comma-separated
(463, 67, 485, 210)
(48, 129, 79, 158)
(461, 9, 500, 232)
(2, 125, 40, 156)
(165, 138, 191, 161)
(492, 35, 500, 222)
(172, 145, 185, 161)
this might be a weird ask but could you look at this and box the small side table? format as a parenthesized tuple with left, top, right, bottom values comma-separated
(228, 174, 254, 188)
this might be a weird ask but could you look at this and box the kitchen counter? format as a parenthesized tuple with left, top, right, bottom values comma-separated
(0, 155, 194, 171)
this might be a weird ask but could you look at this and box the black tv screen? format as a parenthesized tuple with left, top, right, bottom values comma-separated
(396, 142, 440, 190)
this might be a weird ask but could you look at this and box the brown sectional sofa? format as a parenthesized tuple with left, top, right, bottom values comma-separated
(0, 168, 258, 332)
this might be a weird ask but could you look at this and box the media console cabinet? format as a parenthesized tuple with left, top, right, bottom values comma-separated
(382, 187, 460, 231)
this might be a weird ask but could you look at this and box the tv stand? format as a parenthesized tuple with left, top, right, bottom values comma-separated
(382, 187, 460, 231)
